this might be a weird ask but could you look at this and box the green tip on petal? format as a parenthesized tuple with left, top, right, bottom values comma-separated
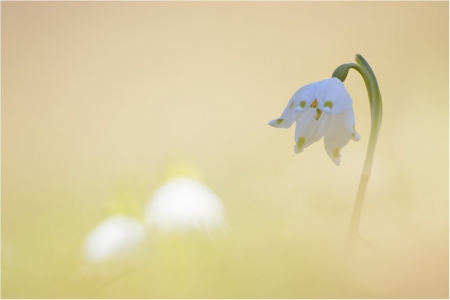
(276, 119, 284, 125)
(333, 147, 340, 159)
(296, 137, 305, 150)
(299, 100, 306, 108)
(324, 101, 333, 109)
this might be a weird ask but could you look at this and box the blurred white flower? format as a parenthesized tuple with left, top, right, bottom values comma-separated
(269, 78, 360, 165)
(145, 177, 226, 232)
(83, 215, 146, 263)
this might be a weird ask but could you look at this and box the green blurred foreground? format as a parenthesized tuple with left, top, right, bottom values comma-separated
(2, 171, 448, 298)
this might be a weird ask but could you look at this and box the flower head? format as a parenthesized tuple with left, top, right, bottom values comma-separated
(269, 78, 360, 165)
(83, 215, 146, 263)
(145, 177, 226, 232)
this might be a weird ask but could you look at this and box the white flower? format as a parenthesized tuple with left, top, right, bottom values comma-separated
(83, 215, 146, 263)
(269, 78, 360, 165)
(145, 177, 226, 232)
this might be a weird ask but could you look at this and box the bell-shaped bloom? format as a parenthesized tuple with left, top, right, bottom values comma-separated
(145, 177, 226, 232)
(83, 215, 146, 263)
(268, 78, 360, 165)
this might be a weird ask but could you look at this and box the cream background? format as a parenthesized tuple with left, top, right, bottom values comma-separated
(2, 2, 448, 298)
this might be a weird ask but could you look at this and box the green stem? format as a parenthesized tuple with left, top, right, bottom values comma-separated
(333, 54, 383, 253)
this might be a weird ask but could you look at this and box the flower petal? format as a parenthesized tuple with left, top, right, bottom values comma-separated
(294, 108, 331, 153)
(315, 78, 352, 115)
(268, 81, 319, 128)
(345, 108, 360, 141)
(324, 109, 358, 165)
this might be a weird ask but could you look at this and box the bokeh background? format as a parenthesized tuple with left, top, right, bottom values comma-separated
(2, 1, 448, 298)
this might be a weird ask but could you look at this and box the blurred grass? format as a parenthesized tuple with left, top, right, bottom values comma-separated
(2, 165, 448, 298)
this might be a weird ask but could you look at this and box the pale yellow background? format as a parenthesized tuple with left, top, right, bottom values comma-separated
(2, 2, 448, 298)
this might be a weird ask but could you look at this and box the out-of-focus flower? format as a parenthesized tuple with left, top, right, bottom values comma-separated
(83, 215, 146, 263)
(269, 78, 360, 165)
(145, 177, 226, 232)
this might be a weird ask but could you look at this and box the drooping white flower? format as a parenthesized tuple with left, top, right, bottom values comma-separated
(145, 177, 226, 232)
(269, 78, 360, 165)
(83, 215, 146, 263)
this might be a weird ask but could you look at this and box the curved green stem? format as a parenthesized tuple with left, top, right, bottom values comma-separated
(333, 54, 383, 253)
